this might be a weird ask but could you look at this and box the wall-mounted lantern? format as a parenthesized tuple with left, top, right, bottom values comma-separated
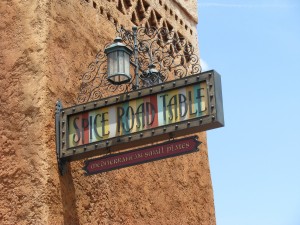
(104, 27, 165, 89)
(104, 37, 133, 85)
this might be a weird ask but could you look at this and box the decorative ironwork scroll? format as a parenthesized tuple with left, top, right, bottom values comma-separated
(77, 26, 201, 104)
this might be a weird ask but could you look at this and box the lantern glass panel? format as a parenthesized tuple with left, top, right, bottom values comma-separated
(105, 37, 132, 84)
(124, 52, 129, 76)
(107, 49, 131, 84)
(119, 51, 124, 75)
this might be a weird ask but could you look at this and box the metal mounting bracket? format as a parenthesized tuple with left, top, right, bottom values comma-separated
(55, 100, 67, 176)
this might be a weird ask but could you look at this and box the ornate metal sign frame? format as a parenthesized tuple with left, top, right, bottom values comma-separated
(77, 26, 202, 103)
(55, 70, 224, 174)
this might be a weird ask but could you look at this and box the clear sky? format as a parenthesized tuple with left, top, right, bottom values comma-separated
(197, 1, 300, 225)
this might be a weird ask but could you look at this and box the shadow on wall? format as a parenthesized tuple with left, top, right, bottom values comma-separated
(59, 163, 80, 225)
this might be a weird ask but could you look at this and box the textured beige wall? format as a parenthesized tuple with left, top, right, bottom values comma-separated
(173, 0, 198, 22)
(0, 0, 215, 224)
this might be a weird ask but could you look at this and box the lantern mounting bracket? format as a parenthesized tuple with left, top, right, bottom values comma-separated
(77, 26, 201, 104)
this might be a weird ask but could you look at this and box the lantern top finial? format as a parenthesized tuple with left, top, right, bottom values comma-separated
(104, 37, 132, 55)
(114, 37, 122, 43)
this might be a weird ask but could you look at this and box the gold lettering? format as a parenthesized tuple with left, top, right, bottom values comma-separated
(91, 163, 102, 169)
(134, 153, 143, 159)
(167, 146, 172, 152)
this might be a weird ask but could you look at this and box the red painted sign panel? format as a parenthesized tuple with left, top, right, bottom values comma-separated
(83, 136, 201, 175)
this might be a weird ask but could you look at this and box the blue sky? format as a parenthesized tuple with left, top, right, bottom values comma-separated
(197, 1, 300, 224)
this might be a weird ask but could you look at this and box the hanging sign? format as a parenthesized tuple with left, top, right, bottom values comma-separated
(68, 80, 207, 148)
(56, 70, 224, 161)
(83, 136, 201, 175)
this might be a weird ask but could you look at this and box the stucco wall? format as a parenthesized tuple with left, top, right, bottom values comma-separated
(0, 0, 215, 224)
(173, 0, 198, 23)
